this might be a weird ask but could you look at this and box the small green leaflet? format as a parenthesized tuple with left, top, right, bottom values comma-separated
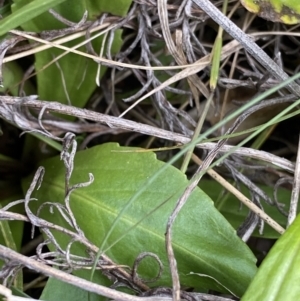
(241, 0, 300, 24)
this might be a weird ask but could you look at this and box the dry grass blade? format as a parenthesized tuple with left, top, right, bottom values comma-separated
(0, 96, 295, 173)
(287, 134, 300, 227)
(165, 121, 250, 301)
(119, 38, 247, 117)
(3, 23, 111, 63)
(7, 29, 208, 71)
(192, 0, 300, 97)
(192, 154, 285, 234)
(0, 245, 149, 301)
(157, 0, 209, 99)
(1, 1, 300, 299)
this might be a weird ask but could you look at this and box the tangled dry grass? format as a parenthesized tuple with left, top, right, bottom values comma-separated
(0, 0, 300, 300)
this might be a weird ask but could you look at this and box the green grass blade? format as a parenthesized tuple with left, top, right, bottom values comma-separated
(0, 0, 68, 36)
(209, 0, 228, 91)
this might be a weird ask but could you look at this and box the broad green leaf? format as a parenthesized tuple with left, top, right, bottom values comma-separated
(0, 61, 35, 95)
(12, 0, 132, 110)
(0, 0, 68, 35)
(40, 277, 106, 301)
(199, 179, 292, 239)
(23, 143, 257, 297)
(242, 214, 300, 300)
(40, 278, 89, 301)
(241, 0, 300, 24)
(11, 286, 30, 298)
(86, 1, 133, 17)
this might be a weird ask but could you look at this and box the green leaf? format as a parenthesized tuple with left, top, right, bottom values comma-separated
(12, 0, 132, 110)
(199, 179, 292, 239)
(23, 143, 257, 297)
(86, 1, 133, 17)
(241, 214, 300, 300)
(0, 2, 12, 19)
(241, 0, 300, 24)
(40, 278, 88, 301)
(0, 193, 24, 254)
(0, 0, 68, 35)
(40, 277, 105, 301)
(0, 190, 25, 289)
(0, 61, 35, 95)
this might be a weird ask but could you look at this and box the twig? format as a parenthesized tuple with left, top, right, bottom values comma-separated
(119, 38, 247, 117)
(166, 136, 232, 301)
(0, 246, 154, 301)
(0, 96, 295, 173)
(192, 154, 285, 234)
(0, 207, 149, 291)
(287, 134, 300, 227)
(157, 0, 209, 98)
(192, 0, 300, 97)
